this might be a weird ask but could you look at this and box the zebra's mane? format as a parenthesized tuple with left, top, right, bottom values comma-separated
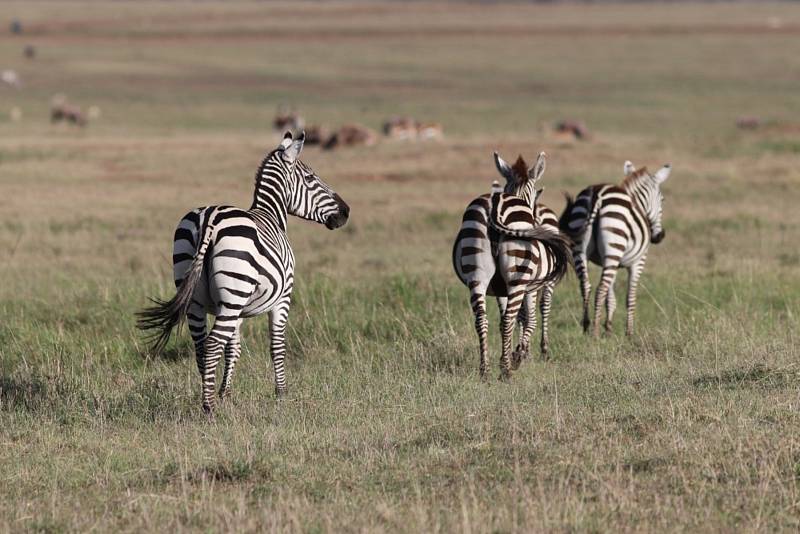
(253, 147, 308, 184)
(511, 156, 528, 184)
(621, 166, 650, 191)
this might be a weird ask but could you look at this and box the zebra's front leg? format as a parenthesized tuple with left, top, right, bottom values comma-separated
(574, 250, 592, 333)
(625, 259, 646, 336)
(499, 291, 525, 381)
(219, 321, 243, 401)
(202, 307, 239, 414)
(592, 264, 619, 338)
(471, 290, 490, 381)
(512, 290, 537, 370)
(539, 283, 553, 359)
(269, 297, 292, 397)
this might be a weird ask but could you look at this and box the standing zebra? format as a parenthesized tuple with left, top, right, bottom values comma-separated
(493, 152, 561, 365)
(137, 132, 350, 413)
(559, 161, 671, 337)
(452, 151, 570, 380)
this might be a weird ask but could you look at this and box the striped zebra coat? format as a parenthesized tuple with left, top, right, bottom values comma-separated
(138, 132, 350, 413)
(490, 154, 562, 365)
(452, 152, 570, 380)
(559, 161, 671, 337)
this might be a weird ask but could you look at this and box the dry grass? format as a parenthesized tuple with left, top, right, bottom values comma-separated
(1, 1, 800, 532)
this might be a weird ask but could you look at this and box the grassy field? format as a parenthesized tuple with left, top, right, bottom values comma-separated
(1, 1, 800, 531)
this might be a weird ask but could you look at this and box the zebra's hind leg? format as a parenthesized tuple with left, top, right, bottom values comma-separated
(625, 259, 646, 336)
(499, 291, 525, 381)
(604, 278, 617, 333)
(201, 306, 240, 414)
(470, 285, 490, 381)
(512, 290, 537, 370)
(219, 321, 243, 401)
(539, 283, 554, 359)
(592, 263, 620, 338)
(269, 297, 292, 398)
(574, 249, 592, 333)
(187, 301, 207, 382)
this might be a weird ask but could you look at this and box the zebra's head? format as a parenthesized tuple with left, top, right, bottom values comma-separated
(277, 132, 350, 230)
(624, 163, 671, 244)
(493, 151, 547, 207)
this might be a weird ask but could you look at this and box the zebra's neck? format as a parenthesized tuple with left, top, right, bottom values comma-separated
(622, 176, 655, 222)
(250, 160, 290, 232)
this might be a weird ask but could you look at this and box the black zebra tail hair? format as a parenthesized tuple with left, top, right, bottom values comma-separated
(136, 223, 215, 356)
(558, 192, 577, 237)
(536, 227, 572, 287)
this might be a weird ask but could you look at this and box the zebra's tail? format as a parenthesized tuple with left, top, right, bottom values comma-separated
(558, 192, 576, 236)
(559, 190, 601, 240)
(532, 227, 572, 287)
(136, 222, 215, 356)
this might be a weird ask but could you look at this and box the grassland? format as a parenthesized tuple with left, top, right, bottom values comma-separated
(1, 1, 800, 532)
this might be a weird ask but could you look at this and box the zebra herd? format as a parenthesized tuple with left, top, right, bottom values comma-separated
(138, 132, 670, 412)
(453, 151, 671, 379)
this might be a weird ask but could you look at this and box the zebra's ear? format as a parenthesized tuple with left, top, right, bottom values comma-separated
(283, 131, 305, 163)
(529, 151, 546, 183)
(494, 152, 515, 183)
(623, 160, 636, 176)
(654, 164, 671, 184)
(279, 131, 293, 150)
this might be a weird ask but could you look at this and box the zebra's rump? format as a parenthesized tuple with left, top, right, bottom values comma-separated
(171, 205, 294, 318)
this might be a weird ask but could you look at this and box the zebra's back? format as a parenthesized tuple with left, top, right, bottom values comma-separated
(560, 184, 650, 268)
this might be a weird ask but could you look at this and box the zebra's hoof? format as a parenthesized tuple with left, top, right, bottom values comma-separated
(275, 387, 288, 399)
(202, 403, 215, 417)
(540, 349, 550, 361)
(498, 371, 511, 383)
(582, 320, 591, 333)
(511, 349, 526, 371)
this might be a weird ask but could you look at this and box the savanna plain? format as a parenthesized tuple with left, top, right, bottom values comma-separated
(1, 2, 799, 532)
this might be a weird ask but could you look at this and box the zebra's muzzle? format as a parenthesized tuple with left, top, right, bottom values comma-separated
(325, 196, 350, 230)
(651, 230, 665, 244)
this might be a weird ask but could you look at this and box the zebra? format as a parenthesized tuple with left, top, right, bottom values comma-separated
(137, 132, 350, 413)
(452, 151, 571, 380)
(559, 160, 671, 337)
(493, 152, 562, 365)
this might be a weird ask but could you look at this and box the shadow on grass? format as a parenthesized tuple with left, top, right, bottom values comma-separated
(0, 375, 47, 411)
(693, 364, 798, 390)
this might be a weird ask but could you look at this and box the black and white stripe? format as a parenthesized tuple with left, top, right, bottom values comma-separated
(559, 160, 671, 337)
(138, 132, 350, 413)
(452, 151, 570, 380)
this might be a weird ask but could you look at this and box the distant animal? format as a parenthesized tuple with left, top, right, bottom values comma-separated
(555, 120, 589, 140)
(736, 116, 761, 130)
(322, 124, 377, 150)
(10, 20, 22, 35)
(137, 132, 350, 414)
(51, 102, 86, 126)
(559, 161, 672, 337)
(304, 124, 329, 146)
(417, 122, 443, 140)
(493, 152, 561, 365)
(383, 116, 418, 140)
(1, 70, 20, 88)
(452, 151, 571, 380)
(23, 45, 35, 59)
(273, 106, 304, 134)
(382, 116, 443, 141)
